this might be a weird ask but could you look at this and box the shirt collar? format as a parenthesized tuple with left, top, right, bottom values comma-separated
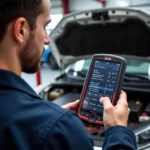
(0, 69, 41, 99)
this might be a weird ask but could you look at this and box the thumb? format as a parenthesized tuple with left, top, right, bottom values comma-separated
(73, 99, 80, 107)
(100, 97, 113, 108)
(68, 99, 80, 109)
(62, 100, 80, 109)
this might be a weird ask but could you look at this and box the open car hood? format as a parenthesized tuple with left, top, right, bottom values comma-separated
(50, 8, 150, 69)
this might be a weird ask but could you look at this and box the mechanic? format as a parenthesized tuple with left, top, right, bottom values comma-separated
(0, 0, 137, 150)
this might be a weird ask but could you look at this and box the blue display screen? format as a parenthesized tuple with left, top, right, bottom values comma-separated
(81, 60, 120, 114)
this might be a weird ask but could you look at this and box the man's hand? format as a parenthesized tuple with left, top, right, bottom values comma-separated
(100, 90, 130, 129)
(61, 100, 80, 112)
(62, 100, 100, 133)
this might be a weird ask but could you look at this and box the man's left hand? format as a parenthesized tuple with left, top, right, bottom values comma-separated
(61, 100, 80, 112)
(62, 100, 100, 133)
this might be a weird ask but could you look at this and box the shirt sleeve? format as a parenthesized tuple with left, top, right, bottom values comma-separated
(45, 112, 94, 150)
(103, 126, 137, 150)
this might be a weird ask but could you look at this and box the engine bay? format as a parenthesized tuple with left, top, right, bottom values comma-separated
(42, 82, 150, 148)
(46, 8, 150, 149)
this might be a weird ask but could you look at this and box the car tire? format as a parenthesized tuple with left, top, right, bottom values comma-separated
(49, 54, 59, 70)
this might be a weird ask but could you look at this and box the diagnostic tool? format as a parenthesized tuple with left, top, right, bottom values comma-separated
(78, 54, 126, 126)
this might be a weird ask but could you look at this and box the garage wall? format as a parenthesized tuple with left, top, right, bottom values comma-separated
(69, 0, 150, 15)
(106, 0, 130, 7)
(51, 0, 63, 14)
(106, 0, 150, 15)
(131, 0, 150, 6)
(51, 0, 150, 15)
(69, 0, 102, 12)
(46, 0, 63, 30)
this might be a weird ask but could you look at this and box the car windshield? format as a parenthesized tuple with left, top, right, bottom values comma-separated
(67, 58, 150, 76)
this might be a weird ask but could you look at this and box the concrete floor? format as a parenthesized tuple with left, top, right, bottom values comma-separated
(21, 64, 60, 89)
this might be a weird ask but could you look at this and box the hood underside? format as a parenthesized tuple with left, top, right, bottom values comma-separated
(50, 8, 150, 69)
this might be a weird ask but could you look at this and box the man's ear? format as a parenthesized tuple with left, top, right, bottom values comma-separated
(13, 17, 30, 44)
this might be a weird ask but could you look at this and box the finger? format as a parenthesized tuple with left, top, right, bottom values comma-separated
(72, 99, 80, 108)
(100, 97, 113, 108)
(70, 99, 80, 110)
(62, 103, 71, 109)
(119, 91, 127, 101)
(62, 100, 80, 109)
(116, 91, 128, 106)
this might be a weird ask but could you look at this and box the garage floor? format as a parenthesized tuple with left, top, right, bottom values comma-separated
(21, 64, 60, 89)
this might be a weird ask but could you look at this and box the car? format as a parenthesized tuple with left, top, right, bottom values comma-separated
(41, 45, 59, 69)
(35, 8, 150, 150)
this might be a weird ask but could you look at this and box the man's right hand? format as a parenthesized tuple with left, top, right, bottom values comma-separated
(100, 91, 130, 129)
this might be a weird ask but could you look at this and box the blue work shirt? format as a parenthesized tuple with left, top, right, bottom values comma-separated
(0, 69, 137, 150)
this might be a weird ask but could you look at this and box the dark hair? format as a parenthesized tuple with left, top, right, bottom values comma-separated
(0, 0, 43, 41)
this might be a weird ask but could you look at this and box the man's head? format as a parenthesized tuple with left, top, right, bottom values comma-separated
(0, 0, 51, 74)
